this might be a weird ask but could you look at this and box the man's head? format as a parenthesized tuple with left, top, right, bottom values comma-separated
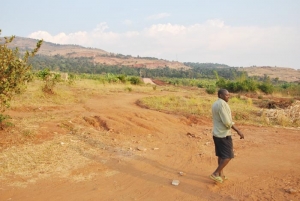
(218, 89, 230, 102)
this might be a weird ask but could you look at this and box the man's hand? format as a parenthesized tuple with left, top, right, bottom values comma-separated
(232, 125, 244, 139)
(237, 131, 244, 139)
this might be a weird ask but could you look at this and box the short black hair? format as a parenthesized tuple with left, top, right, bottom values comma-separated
(218, 89, 228, 97)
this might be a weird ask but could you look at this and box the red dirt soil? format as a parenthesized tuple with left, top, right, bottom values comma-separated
(0, 92, 299, 201)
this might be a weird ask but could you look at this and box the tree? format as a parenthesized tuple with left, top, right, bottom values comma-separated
(0, 30, 42, 114)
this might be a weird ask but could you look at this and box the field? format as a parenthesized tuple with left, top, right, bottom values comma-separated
(0, 79, 299, 201)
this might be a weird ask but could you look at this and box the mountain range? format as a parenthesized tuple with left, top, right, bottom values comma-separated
(4, 36, 300, 82)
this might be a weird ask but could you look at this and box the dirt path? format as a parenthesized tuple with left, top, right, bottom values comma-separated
(1, 92, 299, 201)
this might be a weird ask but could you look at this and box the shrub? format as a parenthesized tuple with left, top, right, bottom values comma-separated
(258, 82, 274, 94)
(197, 83, 204, 88)
(36, 69, 61, 94)
(0, 30, 42, 113)
(117, 74, 127, 83)
(0, 114, 12, 129)
(206, 86, 216, 94)
(106, 73, 119, 83)
(68, 73, 77, 85)
(127, 76, 142, 85)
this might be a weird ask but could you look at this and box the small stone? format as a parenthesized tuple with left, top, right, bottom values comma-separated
(172, 180, 180, 186)
(205, 142, 210, 145)
(286, 188, 297, 194)
(137, 146, 147, 151)
(153, 147, 159, 150)
(179, 172, 186, 176)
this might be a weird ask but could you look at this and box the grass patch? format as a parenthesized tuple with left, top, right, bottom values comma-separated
(139, 95, 214, 117)
(139, 94, 264, 125)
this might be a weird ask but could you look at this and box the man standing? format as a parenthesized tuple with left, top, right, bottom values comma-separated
(210, 89, 244, 183)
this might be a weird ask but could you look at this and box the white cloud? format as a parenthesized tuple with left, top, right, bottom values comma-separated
(93, 22, 109, 33)
(28, 20, 300, 68)
(146, 13, 171, 20)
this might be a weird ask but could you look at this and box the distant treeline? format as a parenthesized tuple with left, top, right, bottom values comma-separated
(29, 55, 246, 79)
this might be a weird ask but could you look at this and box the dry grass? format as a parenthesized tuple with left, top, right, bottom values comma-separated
(139, 92, 262, 125)
(0, 79, 160, 187)
(0, 126, 112, 187)
(240, 66, 300, 82)
(139, 94, 214, 117)
(261, 100, 300, 127)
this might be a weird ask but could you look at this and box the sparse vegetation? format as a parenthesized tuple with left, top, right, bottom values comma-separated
(36, 68, 62, 94)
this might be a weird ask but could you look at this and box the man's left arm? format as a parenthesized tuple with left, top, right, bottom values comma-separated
(232, 125, 244, 139)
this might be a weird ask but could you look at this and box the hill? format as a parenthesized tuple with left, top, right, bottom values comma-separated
(4, 37, 300, 82)
(239, 66, 300, 82)
(6, 37, 189, 70)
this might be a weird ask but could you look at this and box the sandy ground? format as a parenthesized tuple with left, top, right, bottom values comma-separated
(142, 78, 156, 85)
(0, 90, 299, 201)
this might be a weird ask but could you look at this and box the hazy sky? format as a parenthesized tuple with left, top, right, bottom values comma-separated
(2, 0, 300, 69)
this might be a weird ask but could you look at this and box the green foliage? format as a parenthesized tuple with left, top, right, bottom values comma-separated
(117, 74, 127, 83)
(184, 62, 245, 79)
(256, 75, 274, 94)
(215, 73, 279, 94)
(0, 30, 42, 114)
(127, 76, 142, 85)
(216, 78, 258, 93)
(0, 114, 12, 129)
(161, 77, 216, 88)
(29, 55, 248, 80)
(36, 68, 61, 94)
(67, 73, 77, 85)
(76, 73, 143, 85)
(205, 86, 217, 94)
(258, 82, 274, 94)
(106, 73, 119, 83)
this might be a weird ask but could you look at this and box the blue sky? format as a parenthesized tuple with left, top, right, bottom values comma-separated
(2, 0, 300, 69)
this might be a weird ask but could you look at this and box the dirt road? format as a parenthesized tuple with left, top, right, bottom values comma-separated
(0, 91, 299, 201)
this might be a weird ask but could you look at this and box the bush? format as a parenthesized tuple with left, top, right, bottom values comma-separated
(117, 74, 127, 83)
(68, 73, 77, 85)
(36, 69, 61, 94)
(0, 30, 42, 113)
(258, 83, 274, 94)
(206, 86, 216, 94)
(127, 76, 142, 85)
